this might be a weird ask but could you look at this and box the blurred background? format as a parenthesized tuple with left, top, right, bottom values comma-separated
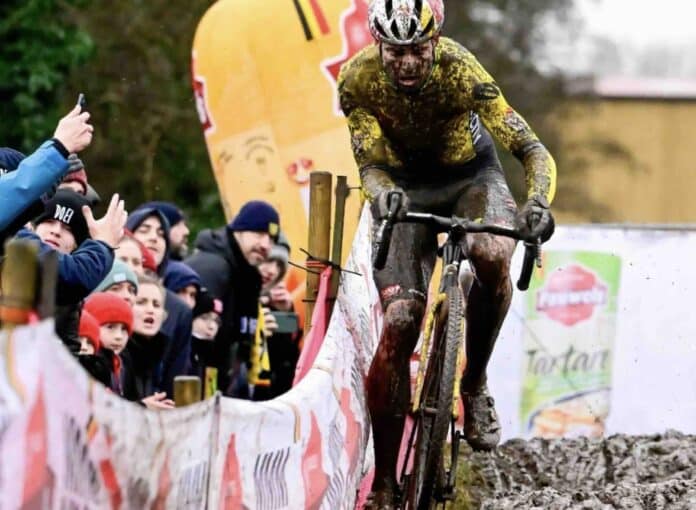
(1, 0, 694, 232)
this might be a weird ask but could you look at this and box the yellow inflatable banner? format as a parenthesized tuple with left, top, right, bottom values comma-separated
(192, 0, 371, 256)
(192, 0, 373, 328)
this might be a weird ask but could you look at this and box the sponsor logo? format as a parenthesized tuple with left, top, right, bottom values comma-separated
(503, 107, 527, 133)
(469, 112, 482, 145)
(473, 82, 500, 101)
(536, 264, 608, 326)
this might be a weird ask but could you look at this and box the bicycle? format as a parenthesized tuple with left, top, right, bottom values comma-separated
(372, 192, 541, 509)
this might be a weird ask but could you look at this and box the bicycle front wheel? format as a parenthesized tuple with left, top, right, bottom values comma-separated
(407, 284, 465, 510)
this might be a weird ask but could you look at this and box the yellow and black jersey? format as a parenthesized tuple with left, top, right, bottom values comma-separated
(338, 37, 556, 203)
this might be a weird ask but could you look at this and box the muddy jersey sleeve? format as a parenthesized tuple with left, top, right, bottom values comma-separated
(467, 58, 557, 203)
(339, 71, 401, 200)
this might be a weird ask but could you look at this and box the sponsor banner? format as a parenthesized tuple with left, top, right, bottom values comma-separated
(209, 207, 381, 509)
(0, 207, 381, 509)
(191, 0, 373, 326)
(520, 251, 621, 438)
(0, 321, 217, 510)
(492, 226, 696, 440)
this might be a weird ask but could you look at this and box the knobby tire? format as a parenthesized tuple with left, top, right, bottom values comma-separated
(407, 284, 464, 510)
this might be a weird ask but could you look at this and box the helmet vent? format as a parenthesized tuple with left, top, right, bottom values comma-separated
(385, 0, 393, 18)
(391, 19, 402, 40)
(374, 20, 391, 40)
(406, 18, 417, 39)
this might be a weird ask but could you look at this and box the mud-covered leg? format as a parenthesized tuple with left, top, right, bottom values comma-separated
(367, 219, 436, 508)
(367, 298, 425, 501)
(454, 166, 518, 450)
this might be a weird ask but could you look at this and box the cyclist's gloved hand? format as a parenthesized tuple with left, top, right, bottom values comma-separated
(370, 188, 410, 221)
(516, 196, 555, 242)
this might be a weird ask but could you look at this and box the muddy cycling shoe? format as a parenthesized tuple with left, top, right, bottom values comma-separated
(462, 384, 501, 451)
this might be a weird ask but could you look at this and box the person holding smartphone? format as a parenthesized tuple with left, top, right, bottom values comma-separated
(1, 97, 94, 245)
(257, 233, 301, 399)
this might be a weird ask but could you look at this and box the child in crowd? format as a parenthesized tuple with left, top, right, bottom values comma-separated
(123, 274, 175, 410)
(76, 309, 112, 387)
(114, 233, 145, 277)
(190, 289, 223, 396)
(164, 260, 201, 309)
(95, 259, 138, 307)
(83, 292, 133, 397)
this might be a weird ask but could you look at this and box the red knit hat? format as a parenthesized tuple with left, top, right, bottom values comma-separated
(83, 292, 133, 336)
(78, 310, 101, 353)
(62, 154, 88, 195)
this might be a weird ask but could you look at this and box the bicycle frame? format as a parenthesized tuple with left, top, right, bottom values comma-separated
(411, 224, 468, 415)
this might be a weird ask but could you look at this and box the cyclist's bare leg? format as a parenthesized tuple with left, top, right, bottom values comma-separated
(367, 297, 425, 501)
(461, 233, 515, 392)
(369, 220, 436, 504)
(454, 166, 518, 449)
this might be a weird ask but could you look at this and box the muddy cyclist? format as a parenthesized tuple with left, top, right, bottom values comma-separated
(337, 0, 557, 507)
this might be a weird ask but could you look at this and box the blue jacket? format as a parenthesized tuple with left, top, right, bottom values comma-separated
(14, 229, 114, 305)
(0, 141, 68, 231)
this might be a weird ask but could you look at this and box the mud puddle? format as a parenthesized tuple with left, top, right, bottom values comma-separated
(455, 430, 696, 509)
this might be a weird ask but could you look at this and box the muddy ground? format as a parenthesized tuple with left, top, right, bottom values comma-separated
(455, 430, 696, 509)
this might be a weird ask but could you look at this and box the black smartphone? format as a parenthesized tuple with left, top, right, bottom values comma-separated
(77, 93, 86, 112)
(271, 311, 299, 334)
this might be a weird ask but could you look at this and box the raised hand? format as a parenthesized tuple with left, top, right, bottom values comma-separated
(83, 193, 127, 248)
(53, 105, 94, 153)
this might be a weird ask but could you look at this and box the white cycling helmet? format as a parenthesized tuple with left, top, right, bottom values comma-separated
(368, 0, 444, 45)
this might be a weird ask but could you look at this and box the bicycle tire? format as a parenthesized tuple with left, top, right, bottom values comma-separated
(407, 284, 465, 510)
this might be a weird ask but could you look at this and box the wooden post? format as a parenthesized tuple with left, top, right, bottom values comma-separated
(305, 171, 332, 327)
(174, 376, 202, 407)
(329, 176, 350, 311)
(36, 251, 58, 320)
(0, 240, 39, 328)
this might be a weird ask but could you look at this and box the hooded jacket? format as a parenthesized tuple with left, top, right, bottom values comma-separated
(125, 205, 191, 396)
(185, 226, 262, 396)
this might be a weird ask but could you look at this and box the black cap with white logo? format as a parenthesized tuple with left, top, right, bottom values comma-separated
(33, 189, 91, 246)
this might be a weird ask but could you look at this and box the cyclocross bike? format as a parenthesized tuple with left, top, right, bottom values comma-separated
(373, 192, 541, 509)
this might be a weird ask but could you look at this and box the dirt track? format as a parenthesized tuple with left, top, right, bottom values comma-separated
(457, 430, 696, 509)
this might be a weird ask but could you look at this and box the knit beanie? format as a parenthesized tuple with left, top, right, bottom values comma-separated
(84, 292, 134, 336)
(33, 189, 91, 246)
(96, 260, 139, 293)
(0, 148, 26, 176)
(140, 201, 186, 227)
(61, 154, 88, 195)
(78, 310, 101, 353)
(227, 200, 280, 241)
(164, 261, 202, 294)
(192, 288, 223, 319)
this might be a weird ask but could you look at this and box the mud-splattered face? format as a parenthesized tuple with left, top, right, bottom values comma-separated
(379, 40, 436, 91)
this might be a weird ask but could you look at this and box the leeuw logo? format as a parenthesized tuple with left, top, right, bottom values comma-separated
(321, 0, 372, 115)
(536, 264, 608, 327)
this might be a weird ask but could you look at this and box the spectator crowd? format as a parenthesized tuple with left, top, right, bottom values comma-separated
(0, 104, 302, 408)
